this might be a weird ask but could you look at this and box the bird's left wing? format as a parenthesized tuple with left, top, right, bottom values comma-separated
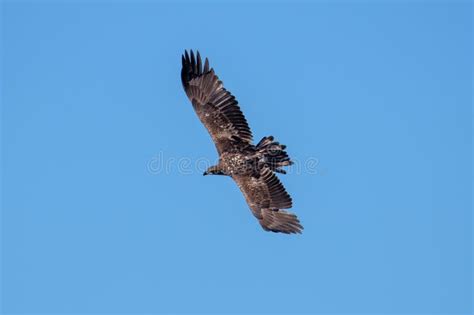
(232, 168, 303, 234)
(181, 50, 253, 155)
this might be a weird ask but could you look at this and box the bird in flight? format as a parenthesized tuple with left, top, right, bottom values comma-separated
(181, 50, 303, 234)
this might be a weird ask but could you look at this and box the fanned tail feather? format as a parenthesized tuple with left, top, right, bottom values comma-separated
(256, 136, 293, 174)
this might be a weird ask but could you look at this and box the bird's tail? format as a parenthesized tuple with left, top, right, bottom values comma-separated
(256, 136, 293, 174)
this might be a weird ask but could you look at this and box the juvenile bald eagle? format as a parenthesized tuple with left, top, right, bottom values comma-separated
(181, 50, 303, 234)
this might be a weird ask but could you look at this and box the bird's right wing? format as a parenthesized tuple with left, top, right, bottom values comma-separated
(181, 50, 253, 155)
(232, 168, 303, 234)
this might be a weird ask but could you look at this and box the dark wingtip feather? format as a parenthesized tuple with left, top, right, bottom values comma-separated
(204, 57, 209, 73)
(185, 50, 190, 62)
(196, 51, 202, 75)
(182, 49, 208, 88)
(190, 50, 196, 73)
(262, 210, 304, 234)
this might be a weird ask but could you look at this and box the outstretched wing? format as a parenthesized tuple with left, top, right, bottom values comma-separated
(181, 50, 253, 155)
(232, 168, 303, 234)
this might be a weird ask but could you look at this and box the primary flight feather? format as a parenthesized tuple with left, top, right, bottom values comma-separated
(181, 50, 303, 234)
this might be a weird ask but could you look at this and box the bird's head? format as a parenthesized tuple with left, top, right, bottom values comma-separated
(203, 165, 225, 176)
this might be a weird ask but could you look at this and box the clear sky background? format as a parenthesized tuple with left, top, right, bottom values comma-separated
(1, 1, 472, 314)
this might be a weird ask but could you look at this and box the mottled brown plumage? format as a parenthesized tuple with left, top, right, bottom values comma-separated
(181, 50, 302, 234)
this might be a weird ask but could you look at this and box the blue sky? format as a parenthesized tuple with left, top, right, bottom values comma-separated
(1, 1, 472, 314)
